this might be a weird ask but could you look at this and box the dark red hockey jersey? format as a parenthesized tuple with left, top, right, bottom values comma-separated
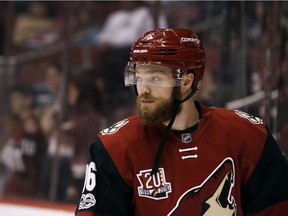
(75, 102, 288, 216)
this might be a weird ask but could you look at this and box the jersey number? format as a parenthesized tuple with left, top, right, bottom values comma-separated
(82, 162, 97, 192)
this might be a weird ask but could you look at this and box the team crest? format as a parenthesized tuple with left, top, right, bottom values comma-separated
(168, 158, 236, 216)
(137, 168, 172, 200)
(100, 119, 129, 135)
(235, 110, 263, 124)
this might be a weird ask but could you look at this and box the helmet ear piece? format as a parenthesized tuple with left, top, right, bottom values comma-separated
(193, 67, 204, 91)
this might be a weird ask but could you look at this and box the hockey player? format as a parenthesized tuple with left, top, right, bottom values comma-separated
(75, 28, 288, 216)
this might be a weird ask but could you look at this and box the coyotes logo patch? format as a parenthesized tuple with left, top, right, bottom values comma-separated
(168, 158, 237, 216)
(235, 110, 263, 125)
(137, 168, 172, 200)
(100, 119, 129, 135)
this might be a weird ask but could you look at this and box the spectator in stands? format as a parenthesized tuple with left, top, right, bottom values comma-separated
(247, 1, 268, 48)
(71, 3, 101, 46)
(0, 114, 18, 196)
(38, 64, 63, 137)
(40, 71, 107, 203)
(97, 1, 167, 48)
(13, 2, 61, 49)
(0, 85, 47, 199)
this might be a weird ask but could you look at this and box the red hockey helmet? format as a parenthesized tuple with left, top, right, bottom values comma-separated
(124, 28, 205, 91)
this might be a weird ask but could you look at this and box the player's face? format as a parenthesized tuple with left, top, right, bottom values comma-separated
(135, 64, 176, 124)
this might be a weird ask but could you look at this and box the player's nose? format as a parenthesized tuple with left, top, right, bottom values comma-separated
(137, 83, 151, 95)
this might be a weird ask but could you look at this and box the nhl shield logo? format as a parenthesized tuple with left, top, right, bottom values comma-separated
(137, 168, 172, 200)
(181, 133, 192, 143)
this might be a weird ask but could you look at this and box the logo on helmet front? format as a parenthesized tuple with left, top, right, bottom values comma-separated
(181, 37, 200, 46)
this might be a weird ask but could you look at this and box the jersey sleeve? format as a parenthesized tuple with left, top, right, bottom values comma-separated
(241, 126, 288, 216)
(75, 137, 134, 216)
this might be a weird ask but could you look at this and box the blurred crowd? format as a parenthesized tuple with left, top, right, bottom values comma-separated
(0, 1, 287, 203)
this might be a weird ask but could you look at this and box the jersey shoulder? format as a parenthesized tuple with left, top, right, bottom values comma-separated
(201, 105, 268, 149)
(208, 106, 266, 132)
(97, 114, 144, 151)
(99, 114, 142, 137)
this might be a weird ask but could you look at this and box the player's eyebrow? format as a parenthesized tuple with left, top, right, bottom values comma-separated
(136, 66, 171, 75)
(145, 69, 166, 74)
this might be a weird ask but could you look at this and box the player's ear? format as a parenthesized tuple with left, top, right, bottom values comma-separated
(181, 73, 194, 91)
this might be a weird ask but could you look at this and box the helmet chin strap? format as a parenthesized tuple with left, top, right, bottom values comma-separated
(178, 87, 197, 104)
(150, 87, 196, 176)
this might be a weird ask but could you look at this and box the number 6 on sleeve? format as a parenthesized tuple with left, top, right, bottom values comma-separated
(82, 162, 97, 192)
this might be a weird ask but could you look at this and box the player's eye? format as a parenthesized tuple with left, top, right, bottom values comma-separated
(149, 76, 162, 83)
(136, 76, 143, 83)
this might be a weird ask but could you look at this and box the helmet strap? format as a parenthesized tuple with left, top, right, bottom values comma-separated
(150, 87, 195, 176)
(178, 88, 196, 104)
(133, 85, 138, 95)
(150, 92, 180, 176)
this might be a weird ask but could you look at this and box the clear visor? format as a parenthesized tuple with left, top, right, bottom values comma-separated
(124, 62, 183, 87)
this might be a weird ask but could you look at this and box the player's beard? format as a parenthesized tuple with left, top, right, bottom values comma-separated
(137, 92, 178, 125)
